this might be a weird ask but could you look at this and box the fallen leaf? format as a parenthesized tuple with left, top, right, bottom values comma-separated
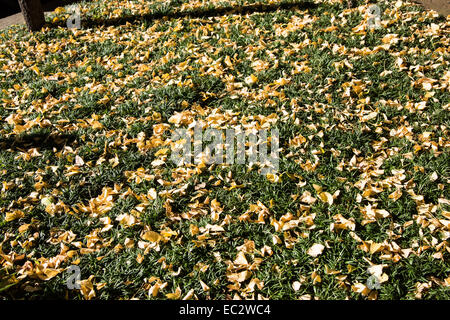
(307, 243, 325, 257)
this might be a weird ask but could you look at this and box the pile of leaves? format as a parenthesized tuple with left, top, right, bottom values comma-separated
(0, 0, 449, 299)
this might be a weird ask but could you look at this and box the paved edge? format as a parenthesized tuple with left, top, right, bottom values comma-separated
(0, 0, 448, 30)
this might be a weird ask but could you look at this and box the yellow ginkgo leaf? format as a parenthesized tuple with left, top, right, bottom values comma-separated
(227, 270, 252, 283)
(30, 65, 41, 76)
(245, 74, 258, 85)
(388, 189, 402, 202)
(233, 252, 248, 266)
(141, 230, 162, 242)
(318, 192, 333, 205)
(224, 55, 233, 68)
(5, 210, 24, 222)
(166, 286, 182, 300)
(80, 275, 96, 300)
(266, 173, 280, 183)
(200, 280, 210, 292)
(307, 243, 325, 257)
(311, 271, 322, 284)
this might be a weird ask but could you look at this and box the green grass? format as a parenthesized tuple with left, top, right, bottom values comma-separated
(0, 0, 449, 300)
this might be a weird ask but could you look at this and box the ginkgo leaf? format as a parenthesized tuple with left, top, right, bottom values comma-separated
(266, 173, 280, 183)
(233, 252, 248, 266)
(141, 231, 162, 242)
(75, 155, 85, 166)
(292, 281, 301, 291)
(36, 267, 62, 281)
(200, 280, 210, 292)
(227, 271, 252, 283)
(388, 189, 402, 201)
(245, 74, 258, 85)
(40, 197, 54, 207)
(318, 192, 333, 205)
(311, 271, 322, 284)
(5, 210, 24, 222)
(224, 55, 233, 68)
(166, 287, 182, 300)
(307, 243, 325, 257)
(80, 276, 96, 300)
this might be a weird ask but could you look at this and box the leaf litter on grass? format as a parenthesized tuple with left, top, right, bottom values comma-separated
(0, 0, 449, 300)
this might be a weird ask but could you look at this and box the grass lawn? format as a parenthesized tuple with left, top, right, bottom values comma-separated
(0, 0, 449, 300)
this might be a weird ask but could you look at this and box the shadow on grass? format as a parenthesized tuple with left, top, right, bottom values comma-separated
(0, 132, 77, 151)
(51, 0, 318, 29)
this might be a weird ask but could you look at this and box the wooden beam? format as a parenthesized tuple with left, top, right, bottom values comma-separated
(18, 0, 45, 31)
